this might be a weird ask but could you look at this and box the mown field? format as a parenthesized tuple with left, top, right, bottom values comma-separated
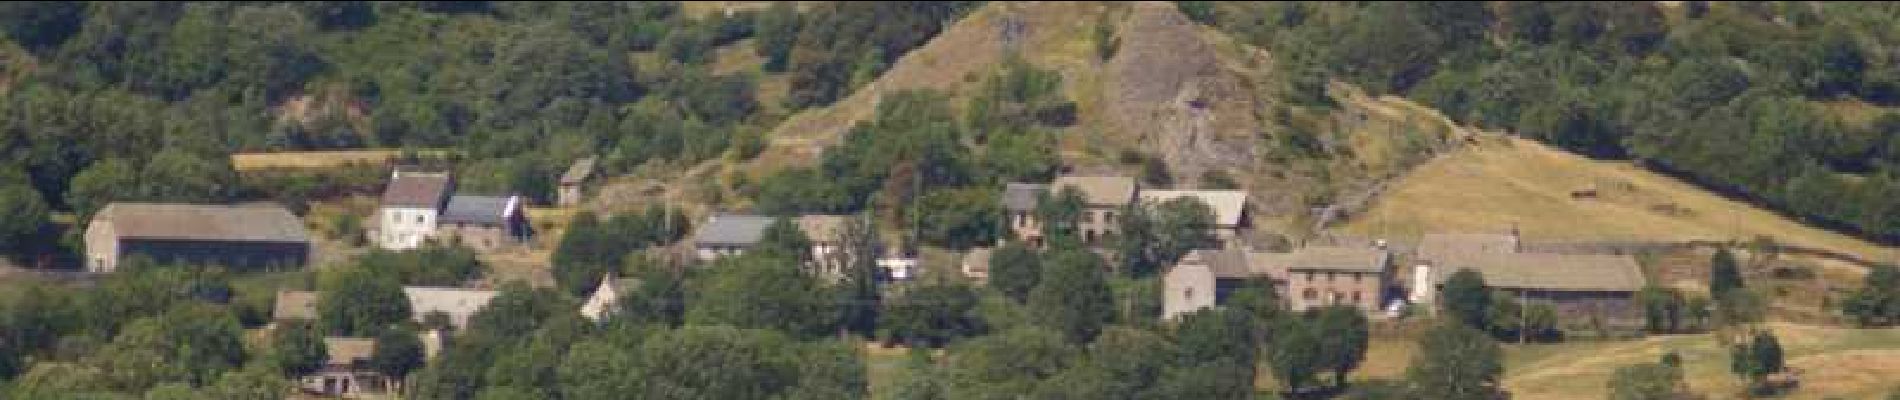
(1337, 136, 1894, 261)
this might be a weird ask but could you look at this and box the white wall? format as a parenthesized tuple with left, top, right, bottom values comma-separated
(377, 206, 438, 250)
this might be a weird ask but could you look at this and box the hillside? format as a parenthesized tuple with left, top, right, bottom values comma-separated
(1335, 136, 1895, 262)
(730, 1, 1469, 236)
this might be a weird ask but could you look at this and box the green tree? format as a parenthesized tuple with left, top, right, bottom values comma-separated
(552, 211, 614, 296)
(1314, 305, 1371, 388)
(687, 254, 837, 338)
(270, 320, 327, 377)
(207, 365, 294, 400)
(835, 214, 882, 338)
(1607, 360, 1684, 400)
(1844, 264, 1900, 326)
(66, 157, 139, 219)
(886, 346, 948, 400)
(1407, 321, 1504, 400)
(1151, 197, 1217, 269)
(0, 183, 47, 247)
(371, 326, 426, 393)
(1035, 187, 1086, 240)
(1638, 286, 1687, 333)
(753, 1, 799, 72)
(912, 187, 1001, 249)
(946, 327, 1075, 399)
(316, 266, 411, 336)
(881, 281, 984, 347)
(1441, 269, 1491, 329)
(1709, 247, 1744, 299)
(556, 339, 640, 400)
(988, 241, 1041, 303)
(1730, 330, 1785, 390)
(1267, 316, 1322, 394)
(756, 217, 814, 264)
(1028, 245, 1116, 343)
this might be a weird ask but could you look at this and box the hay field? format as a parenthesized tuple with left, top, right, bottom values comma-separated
(231, 149, 450, 171)
(1336, 136, 1894, 261)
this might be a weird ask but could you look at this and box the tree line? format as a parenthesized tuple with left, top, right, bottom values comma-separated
(1186, 2, 1900, 243)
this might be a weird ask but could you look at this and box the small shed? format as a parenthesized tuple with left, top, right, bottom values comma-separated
(557, 157, 598, 207)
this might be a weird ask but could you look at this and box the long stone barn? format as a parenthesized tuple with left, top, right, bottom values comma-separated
(1411, 233, 1648, 329)
(84, 202, 311, 273)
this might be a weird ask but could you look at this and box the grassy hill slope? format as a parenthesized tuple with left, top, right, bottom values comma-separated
(1337, 136, 1895, 261)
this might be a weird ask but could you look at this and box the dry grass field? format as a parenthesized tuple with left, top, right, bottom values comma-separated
(231, 149, 450, 171)
(1332, 323, 1900, 399)
(1337, 136, 1894, 261)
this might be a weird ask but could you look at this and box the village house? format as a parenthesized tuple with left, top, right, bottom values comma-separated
(556, 156, 597, 207)
(1138, 189, 1251, 245)
(403, 286, 499, 333)
(1411, 232, 1646, 328)
(960, 247, 994, 282)
(84, 202, 311, 273)
(1162, 245, 1391, 320)
(1281, 246, 1391, 313)
(272, 290, 320, 327)
(375, 170, 453, 250)
(580, 274, 640, 322)
(437, 195, 531, 251)
(1052, 175, 1138, 245)
(796, 214, 852, 278)
(1001, 183, 1048, 245)
(691, 213, 777, 262)
(298, 337, 389, 398)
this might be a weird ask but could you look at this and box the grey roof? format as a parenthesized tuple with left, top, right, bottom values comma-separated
(1285, 246, 1389, 274)
(381, 172, 452, 208)
(441, 195, 520, 225)
(1433, 253, 1647, 292)
(1052, 176, 1138, 207)
(693, 213, 778, 247)
(1418, 233, 1520, 264)
(559, 157, 597, 185)
(1002, 183, 1049, 212)
(323, 337, 376, 366)
(1186, 247, 1255, 279)
(93, 203, 309, 243)
(273, 290, 319, 321)
(1140, 190, 1250, 227)
(403, 286, 499, 331)
(795, 215, 851, 244)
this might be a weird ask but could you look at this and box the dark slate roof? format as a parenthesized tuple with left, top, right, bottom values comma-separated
(1002, 183, 1048, 212)
(693, 213, 777, 247)
(559, 157, 597, 185)
(440, 195, 519, 225)
(94, 203, 309, 243)
(381, 172, 453, 208)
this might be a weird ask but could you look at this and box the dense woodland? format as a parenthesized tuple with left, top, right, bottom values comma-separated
(1187, 1, 1900, 242)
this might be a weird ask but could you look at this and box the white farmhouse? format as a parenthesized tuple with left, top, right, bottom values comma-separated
(375, 170, 453, 250)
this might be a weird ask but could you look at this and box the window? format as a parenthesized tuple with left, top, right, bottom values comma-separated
(416, 214, 424, 224)
(1303, 289, 1317, 300)
(1105, 211, 1115, 222)
(1326, 272, 1336, 282)
(1184, 288, 1194, 301)
(1351, 291, 1362, 304)
(1305, 272, 1314, 282)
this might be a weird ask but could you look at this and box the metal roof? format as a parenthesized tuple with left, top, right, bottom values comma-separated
(1001, 183, 1049, 212)
(1433, 253, 1647, 292)
(440, 195, 519, 225)
(93, 202, 309, 243)
(692, 213, 778, 246)
(1139, 190, 1249, 227)
(323, 337, 377, 365)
